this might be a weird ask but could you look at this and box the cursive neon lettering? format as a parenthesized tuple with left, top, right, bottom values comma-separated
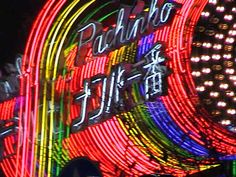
(77, 0, 176, 55)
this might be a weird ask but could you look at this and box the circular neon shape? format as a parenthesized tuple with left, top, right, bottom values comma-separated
(0, 0, 235, 177)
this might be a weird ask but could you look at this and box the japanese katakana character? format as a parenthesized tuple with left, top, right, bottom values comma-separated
(105, 65, 126, 114)
(88, 75, 107, 125)
(71, 80, 91, 132)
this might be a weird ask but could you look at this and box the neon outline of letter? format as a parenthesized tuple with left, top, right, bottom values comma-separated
(88, 77, 107, 124)
(71, 80, 91, 132)
(77, 23, 97, 49)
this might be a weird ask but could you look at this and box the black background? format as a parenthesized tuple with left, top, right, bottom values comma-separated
(0, 0, 46, 69)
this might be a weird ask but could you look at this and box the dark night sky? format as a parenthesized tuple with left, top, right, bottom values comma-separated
(0, 0, 46, 69)
(0, 0, 137, 70)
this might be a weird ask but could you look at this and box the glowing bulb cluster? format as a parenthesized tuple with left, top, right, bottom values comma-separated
(225, 68, 235, 74)
(202, 42, 212, 48)
(201, 55, 210, 61)
(221, 120, 231, 125)
(202, 68, 211, 73)
(232, 7, 236, 13)
(209, 0, 217, 5)
(210, 91, 219, 97)
(204, 81, 214, 86)
(213, 44, 222, 50)
(226, 91, 235, 97)
(191, 0, 236, 133)
(224, 14, 233, 21)
(227, 109, 236, 115)
(223, 54, 232, 59)
(225, 37, 234, 43)
(192, 71, 201, 77)
(212, 54, 221, 60)
(219, 83, 229, 89)
(217, 101, 226, 107)
(229, 30, 236, 36)
(216, 6, 225, 12)
(201, 11, 210, 17)
(191, 57, 200, 62)
(215, 33, 224, 39)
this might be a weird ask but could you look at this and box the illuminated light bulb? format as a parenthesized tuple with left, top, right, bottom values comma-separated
(232, 7, 236, 13)
(212, 54, 221, 60)
(229, 75, 236, 81)
(206, 43, 212, 48)
(225, 37, 235, 44)
(215, 33, 224, 39)
(233, 97, 236, 102)
(223, 54, 232, 59)
(217, 101, 227, 107)
(210, 91, 219, 97)
(202, 42, 211, 48)
(201, 11, 210, 17)
(191, 71, 201, 77)
(191, 0, 236, 129)
(226, 91, 235, 97)
(196, 86, 205, 92)
(227, 109, 236, 115)
(202, 67, 211, 73)
(201, 55, 210, 61)
(233, 23, 236, 29)
(191, 57, 200, 62)
(221, 119, 231, 125)
(204, 81, 214, 86)
(219, 83, 229, 89)
(202, 42, 212, 48)
(229, 30, 236, 36)
(216, 6, 225, 12)
(225, 68, 235, 74)
(209, 0, 217, 5)
(213, 44, 222, 50)
(224, 14, 233, 21)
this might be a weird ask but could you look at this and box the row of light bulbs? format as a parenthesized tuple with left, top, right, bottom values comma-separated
(191, 53, 233, 62)
(192, 0, 236, 130)
(202, 11, 235, 18)
(195, 84, 235, 92)
(192, 67, 235, 75)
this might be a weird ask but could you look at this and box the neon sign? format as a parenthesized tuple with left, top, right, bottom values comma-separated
(72, 0, 175, 132)
(72, 43, 168, 132)
(77, 0, 175, 55)
(1, 0, 236, 177)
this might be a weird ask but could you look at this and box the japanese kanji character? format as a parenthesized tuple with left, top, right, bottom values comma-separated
(142, 43, 167, 100)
